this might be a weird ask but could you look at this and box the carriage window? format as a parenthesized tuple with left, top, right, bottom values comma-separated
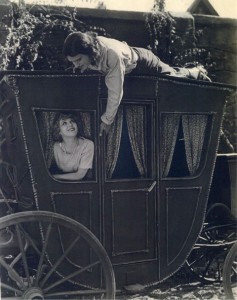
(34, 110, 95, 181)
(105, 104, 153, 180)
(161, 113, 212, 178)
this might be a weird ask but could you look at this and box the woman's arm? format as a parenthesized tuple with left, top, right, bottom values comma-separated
(101, 49, 126, 125)
(52, 140, 94, 181)
(53, 168, 89, 181)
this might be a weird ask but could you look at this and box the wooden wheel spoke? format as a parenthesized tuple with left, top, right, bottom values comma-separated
(40, 235, 80, 288)
(232, 266, 237, 276)
(203, 258, 214, 276)
(35, 222, 52, 284)
(1, 295, 23, 299)
(0, 211, 116, 299)
(189, 253, 206, 267)
(223, 242, 237, 299)
(230, 263, 237, 283)
(44, 260, 101, 293)
(19, 224, 41, 255)
(0, 257, 25, 290)
(0, 282, 23, 296)
(199, 235, 209, 243)
(15, 224, 30, 285)
(46, 288, 106, 297)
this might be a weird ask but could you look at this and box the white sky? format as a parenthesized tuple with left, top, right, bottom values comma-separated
(21, 0, 237, 18)
(96, 0, 237, 18)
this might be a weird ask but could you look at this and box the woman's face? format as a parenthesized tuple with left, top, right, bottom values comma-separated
(59, 118, 78, 138)
(67, 54, 91, 73)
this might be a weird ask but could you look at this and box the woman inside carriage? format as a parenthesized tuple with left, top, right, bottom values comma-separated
(51, 112, 94, 181)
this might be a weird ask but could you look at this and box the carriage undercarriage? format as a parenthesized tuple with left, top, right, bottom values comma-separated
(0, 198, 236, 299)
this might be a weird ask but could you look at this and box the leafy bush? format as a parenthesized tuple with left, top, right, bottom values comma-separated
(145, 0, 236, 152)
(0, 3, 106, 70)
(145, 0, 216, 71)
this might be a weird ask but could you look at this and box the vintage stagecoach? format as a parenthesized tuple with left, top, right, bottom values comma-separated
(0, 71, 236, 299)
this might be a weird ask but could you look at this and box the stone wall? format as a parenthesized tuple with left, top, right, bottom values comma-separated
(194, 15, 237, 85)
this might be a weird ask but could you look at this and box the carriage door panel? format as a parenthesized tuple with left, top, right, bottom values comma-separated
(10, 75, 101, 242)
(157, 79, 228, 281)
(102, 100, 157, 277)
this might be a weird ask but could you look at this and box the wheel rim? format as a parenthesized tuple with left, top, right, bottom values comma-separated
(186, 223, 235, 283)
(223, 241, 237, 300)
(0, 211, 116, 299)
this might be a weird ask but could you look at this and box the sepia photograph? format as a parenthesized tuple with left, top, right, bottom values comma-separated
(0, 0, 236, 299)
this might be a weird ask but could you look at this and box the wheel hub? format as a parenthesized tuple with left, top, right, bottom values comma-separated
(22, 287, 44, 299)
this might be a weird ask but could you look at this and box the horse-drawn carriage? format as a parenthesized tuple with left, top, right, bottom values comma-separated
(0, 71, 236, 299)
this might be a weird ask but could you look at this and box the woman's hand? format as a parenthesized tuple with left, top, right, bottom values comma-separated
(100, 121, 111, 136)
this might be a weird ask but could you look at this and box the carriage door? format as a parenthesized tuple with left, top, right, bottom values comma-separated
(102, 101, 157, 285)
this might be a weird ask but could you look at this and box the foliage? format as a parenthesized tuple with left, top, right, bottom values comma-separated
(146, 0, 234, 152)
(145, 0, 216, 71)
(153, 0, 166, 12)
(0, 3, 107, 70)
(220, 96, 237, 153)
(95, 1, 106, 9)
(145, 9, 175, 63)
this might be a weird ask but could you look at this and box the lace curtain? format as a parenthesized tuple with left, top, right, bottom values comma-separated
(106, 107, 123, 179)
(161, 114, 180, 177)
(37, 110, 208, 179)
(125, 106, 147, 177)
(182, 114, 208, 175)
(106, 105, 148, 179)
(38, 111, 55, 168)
(36, 111, 92, 168)
(80, 112, 92, 138)
(161, 113, 208, 177)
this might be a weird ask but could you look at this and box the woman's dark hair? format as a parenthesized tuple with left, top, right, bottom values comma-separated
(52, 112, 83, 142)
(62, 31, 100, 65)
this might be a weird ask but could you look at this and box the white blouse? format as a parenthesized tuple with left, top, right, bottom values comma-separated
(88, 36, 138, 125)
(54, 138, 94, 173)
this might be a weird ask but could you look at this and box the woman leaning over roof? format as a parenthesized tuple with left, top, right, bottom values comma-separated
(62, 31, 211, 135)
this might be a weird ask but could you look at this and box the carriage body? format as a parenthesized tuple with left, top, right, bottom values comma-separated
(0, 72, 231, 288)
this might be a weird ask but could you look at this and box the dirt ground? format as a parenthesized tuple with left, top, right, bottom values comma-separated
(116, 269, 229, 300)
(118, 281, 226, 300)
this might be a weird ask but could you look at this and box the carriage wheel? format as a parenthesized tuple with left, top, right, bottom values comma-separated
(185, 224, 234, 283)
(185, 203, 236, 283)
(0, 211, 116, 299)
(223, 241, 237, 300)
